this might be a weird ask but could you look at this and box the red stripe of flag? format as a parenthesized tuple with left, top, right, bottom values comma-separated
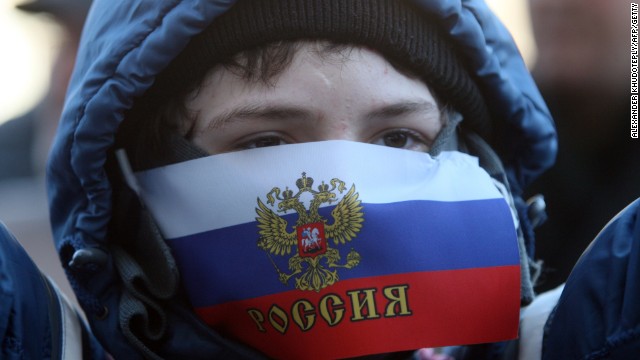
(196, 265, 520, 359)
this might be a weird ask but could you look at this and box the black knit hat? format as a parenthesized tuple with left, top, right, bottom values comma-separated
(156, 0, 491, 136)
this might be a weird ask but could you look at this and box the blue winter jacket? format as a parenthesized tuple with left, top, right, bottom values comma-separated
(542, 199, 640, 359)
(0, 222, 105, 359)
(43, 0, 574, 358)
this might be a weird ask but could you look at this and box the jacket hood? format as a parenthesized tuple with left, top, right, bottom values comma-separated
(46, 0, 556, 357)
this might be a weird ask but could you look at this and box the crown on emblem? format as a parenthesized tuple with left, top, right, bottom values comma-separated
(265, 172, 348, 209)
(296, 172, 314, 190)
(282, 188, 294, 199)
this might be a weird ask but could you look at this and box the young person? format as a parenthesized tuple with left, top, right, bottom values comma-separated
(43, 0, 638, 359)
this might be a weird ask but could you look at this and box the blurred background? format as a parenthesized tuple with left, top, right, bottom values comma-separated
(0, 0, 60, 123)
(0, 0, 91, 305)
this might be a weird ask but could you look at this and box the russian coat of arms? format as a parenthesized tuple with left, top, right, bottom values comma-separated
(256, 172, 364, 292)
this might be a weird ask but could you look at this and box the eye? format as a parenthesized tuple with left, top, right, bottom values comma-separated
(237, 135, 289, 150)
(383, 132, 409, 148)
(371, 129, 430, 152)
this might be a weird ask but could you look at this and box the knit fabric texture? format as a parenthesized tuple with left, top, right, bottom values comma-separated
(155, 0, 491, 136)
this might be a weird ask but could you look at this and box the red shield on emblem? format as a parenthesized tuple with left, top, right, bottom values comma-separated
(296, 222, 327, 258)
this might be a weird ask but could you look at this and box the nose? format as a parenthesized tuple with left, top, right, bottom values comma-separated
(311, 117, 362, 143)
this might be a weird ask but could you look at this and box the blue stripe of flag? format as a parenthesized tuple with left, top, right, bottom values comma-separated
(166, 198, 518, 308)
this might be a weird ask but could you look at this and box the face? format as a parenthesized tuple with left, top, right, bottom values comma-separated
(184, 44, 444, 155)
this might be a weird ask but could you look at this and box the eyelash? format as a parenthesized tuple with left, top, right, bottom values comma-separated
(378, 128, 429, 143)
(234, 128, 431, 152)
(372, 128, 432, 152)
(236, 132, 292, 150)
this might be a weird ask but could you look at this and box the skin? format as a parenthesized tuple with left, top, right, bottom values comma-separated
(184, 43, 444, 155)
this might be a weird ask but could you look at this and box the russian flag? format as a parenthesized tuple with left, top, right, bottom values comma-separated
(135, 141, 520, 359)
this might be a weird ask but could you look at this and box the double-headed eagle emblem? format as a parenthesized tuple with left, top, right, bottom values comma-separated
(256, 173, 364, 292)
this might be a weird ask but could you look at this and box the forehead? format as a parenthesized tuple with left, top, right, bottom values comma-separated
(189, 42, 438, 113)
(185, 42, 444, 155)
(213, 40, 423, 89)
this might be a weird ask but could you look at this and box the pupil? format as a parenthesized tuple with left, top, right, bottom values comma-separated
(384, 133, 407, 148)
(256, 137, 280, 148)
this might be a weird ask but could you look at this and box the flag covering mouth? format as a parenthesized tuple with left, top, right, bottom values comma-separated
(135, 140, 520, 359)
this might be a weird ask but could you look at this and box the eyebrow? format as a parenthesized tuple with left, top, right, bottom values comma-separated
(365, 101, 439, 121)
(203, 104, 313, 131)
(201, 100, 439, 132)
